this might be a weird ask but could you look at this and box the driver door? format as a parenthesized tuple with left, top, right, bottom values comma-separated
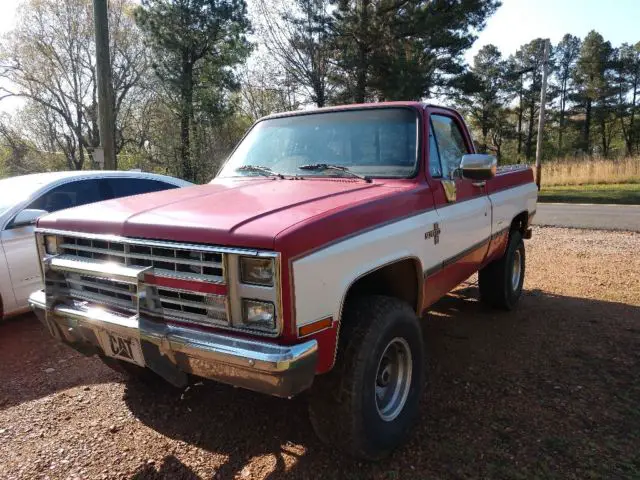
(424, 110, 492, 302)
(1, 178, 105, 307)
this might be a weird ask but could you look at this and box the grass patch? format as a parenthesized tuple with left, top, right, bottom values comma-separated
(538, 183, 640, 204)
(543, 157, 640, 186)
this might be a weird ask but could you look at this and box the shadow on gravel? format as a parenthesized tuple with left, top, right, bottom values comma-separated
(123, 378, 317, 479)
(132, 455, 200, 479)
(0, 313, 120, 410)
(124, 286, 640, 479)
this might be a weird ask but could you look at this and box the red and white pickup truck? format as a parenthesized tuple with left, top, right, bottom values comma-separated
(30, 102, 537, 459)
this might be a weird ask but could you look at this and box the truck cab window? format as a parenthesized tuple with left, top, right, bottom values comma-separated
(219, 108, 419, 179)
(430, 114, 470, 179)
(428, 125, 443, 178)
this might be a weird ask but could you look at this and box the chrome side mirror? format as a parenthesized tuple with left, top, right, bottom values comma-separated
(460, 154, 497, 181)
(10, 209, 49, 228)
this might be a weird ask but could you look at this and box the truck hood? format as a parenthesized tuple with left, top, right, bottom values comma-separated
(37, 177, 393, 249)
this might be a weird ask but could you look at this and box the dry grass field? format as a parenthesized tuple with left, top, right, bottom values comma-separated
(542, 156, 640, 186)
(537, 157, 640, 204)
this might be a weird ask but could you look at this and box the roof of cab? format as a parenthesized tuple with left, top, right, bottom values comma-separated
(260, 101, 459, 121)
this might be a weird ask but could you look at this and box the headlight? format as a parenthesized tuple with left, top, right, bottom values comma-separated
(240, 257, 274, 286)
(44, 235, 58, 255)
(241, 299, 275, 331)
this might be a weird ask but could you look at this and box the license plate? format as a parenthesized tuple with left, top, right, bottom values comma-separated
(99, 331, 145, 367)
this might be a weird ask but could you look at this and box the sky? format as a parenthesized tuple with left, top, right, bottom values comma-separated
(0, 0, 639, 113)
(465, 0, 640, 62)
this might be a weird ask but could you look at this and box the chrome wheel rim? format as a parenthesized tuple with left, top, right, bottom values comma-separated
(375, 337, 413, 422)
(512, 249, 522, 291)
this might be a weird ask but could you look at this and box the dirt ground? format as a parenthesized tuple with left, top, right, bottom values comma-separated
(1, 227, 639, 480)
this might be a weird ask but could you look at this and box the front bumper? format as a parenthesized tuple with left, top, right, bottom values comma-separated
(28, 290, 317, 397)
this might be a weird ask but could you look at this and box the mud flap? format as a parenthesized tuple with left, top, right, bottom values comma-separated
(140, 339, 188, 388)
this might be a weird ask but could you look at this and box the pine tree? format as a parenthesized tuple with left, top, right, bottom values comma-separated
(330, 0, 500, 103)
(457, 45, 507, 154)
(552, 34, 581, 154)
(511, 39, 552, 161)
(575, 31, 615, 155)
(135, 0, 250, 181)
(615, 42, 640, 155)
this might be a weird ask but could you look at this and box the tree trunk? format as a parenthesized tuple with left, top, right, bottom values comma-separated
(629, 80, 637, 155)
(558, 111, 564, 153)
(314, 77, 326, 108)
(558, 78, 567, 153)
(75, 121, 85, 171)
(517, 78, 523, 156)
(600, 116, 609, 157)
(481, 125, 488, 153)
(180, 55, 194, 181)
(584, 99, 592, 154)
(494, 136, 502, 162)
(354, 0, 370, 104)
(355, 43, 367, 103)
(525, 99, 535, 161)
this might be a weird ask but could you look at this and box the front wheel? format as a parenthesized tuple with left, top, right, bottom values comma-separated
(308, 295, 425, 460)
(479, 230, 525, 310)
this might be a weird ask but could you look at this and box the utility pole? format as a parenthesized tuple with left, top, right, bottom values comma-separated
(93, 0, 116, 170)
(535, 39, 550, 191)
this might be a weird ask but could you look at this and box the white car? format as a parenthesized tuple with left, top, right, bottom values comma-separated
(0, 170, 192, 319)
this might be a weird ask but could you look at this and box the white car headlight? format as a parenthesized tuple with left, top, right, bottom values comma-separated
(241, 299, 276, 331)
(239, 257, 274, 286)
(44, 235, 58, 255)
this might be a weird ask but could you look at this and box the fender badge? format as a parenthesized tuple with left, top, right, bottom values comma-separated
(425, 222, 441, 245)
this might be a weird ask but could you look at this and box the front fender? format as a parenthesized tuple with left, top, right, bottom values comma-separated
(293, 245, 425, 372)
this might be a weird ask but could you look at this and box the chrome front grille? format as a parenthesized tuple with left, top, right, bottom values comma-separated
(144, 287, 228, 327)
(67, 275, 138, 312)
(46, 234, 229, 325)
(58, 236, 224, 283)
(39, 230, 281, 337)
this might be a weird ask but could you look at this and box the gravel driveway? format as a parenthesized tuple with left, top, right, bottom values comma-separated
(1, 227, 639, 479)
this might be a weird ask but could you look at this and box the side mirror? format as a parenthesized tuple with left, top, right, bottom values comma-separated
(460, 154, 497, 181)
(10, 209, 49, 228)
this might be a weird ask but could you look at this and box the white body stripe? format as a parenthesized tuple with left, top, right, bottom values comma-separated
(434, 195, 492, 265)
(489, 182, 538, 234)
(292, 182, 537, 328)
(293, 208, 439, 327)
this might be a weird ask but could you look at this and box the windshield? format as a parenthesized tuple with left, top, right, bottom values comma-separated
(217, 108, 419, 179)
(0, 176, 47, 215)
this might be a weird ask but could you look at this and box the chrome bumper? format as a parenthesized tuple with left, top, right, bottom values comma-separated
(28, 290, 317, 397)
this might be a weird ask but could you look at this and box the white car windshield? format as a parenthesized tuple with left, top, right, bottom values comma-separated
(217, 108, 419, 179)
(0, 176, 48, 215)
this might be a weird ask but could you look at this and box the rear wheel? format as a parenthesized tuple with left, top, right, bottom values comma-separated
(308, 295, 425, 460)
(479, 230, 525, 310)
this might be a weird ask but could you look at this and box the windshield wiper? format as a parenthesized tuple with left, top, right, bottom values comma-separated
(236, 165, 284, 179)
(298, 164, 372, 183)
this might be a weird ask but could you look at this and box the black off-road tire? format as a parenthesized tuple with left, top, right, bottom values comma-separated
(308, 295, 425, 461)
(479, 230, 525, 310)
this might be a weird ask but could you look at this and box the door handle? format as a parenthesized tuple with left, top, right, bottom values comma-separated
(472, 181, 486, 188)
